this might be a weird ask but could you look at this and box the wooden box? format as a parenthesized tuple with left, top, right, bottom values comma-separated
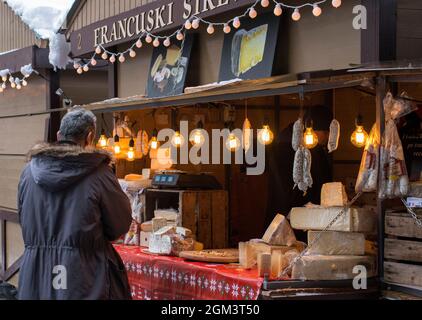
(384, 211, 422, 290)
(145, 189, 228, 249)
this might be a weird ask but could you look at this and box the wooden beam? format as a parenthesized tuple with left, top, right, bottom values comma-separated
(46, 69, 61, 142)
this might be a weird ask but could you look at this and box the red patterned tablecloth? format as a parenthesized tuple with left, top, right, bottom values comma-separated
(114, 245, 263, 300)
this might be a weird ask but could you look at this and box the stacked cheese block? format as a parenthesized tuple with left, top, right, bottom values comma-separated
(140, 209, 180, 247)
(289, 182, 377, 280)
(239, 214, 306, 278)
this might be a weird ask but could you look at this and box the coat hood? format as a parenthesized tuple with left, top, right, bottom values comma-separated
(28, 142, 113, 192)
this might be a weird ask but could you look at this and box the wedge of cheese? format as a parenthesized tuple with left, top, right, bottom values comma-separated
(152, 217, 168, 233)
(290, 207, 376, 233)
(262, 214, 296, 246)
(292, 255, 376, 280)
(321, 182, 348, 207)
(257, 253, 271, 277)
(239, 242, 255, 269)
(307, 231, 365, 255)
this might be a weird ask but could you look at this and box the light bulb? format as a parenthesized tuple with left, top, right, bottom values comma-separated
(189, 129, 205, 146)
(261, 0, 269, 8)
(11, 82, 16, 88)
(73, 62, 80, 69)
(83, 65, 89, 72)
(2, 76, 7, 82)
(313, 5, 322, 16)
(129, 49, 136, 58)
(109, 54, 116, 63)
(127, 147, 135, 161)
(226, 133, 241, 152)
(153, 38, 160, 47)
(98, 134, 108, 148)
(274, 4, 283, 16)
(258, 125, 274, 145)
(303, 127, 318, 149)
(119, 54, 125, 63)
(332, 0, 342, 8)
(163, 38, 171, 47)
(95, 46, 102, 54)
(233, 17, 241, 29)
(292, 8, 301, 21)
(22, 79, 28, 86)
(101, 52, 108, 60)
(17, 84, 22, 90)
(136, 39, 143, 48)
(145, 35, 153, 43)
(207, 24, 215, 34)
(192, 18, 200, 29)
(150, 136, 159, 150)
(91, 58, 97, 66)
(1, 83, 6, 89)
(77, 67, 83, 74)
(223, 24, 231, 34)
(351, 125, 368, 148)
(171, 131, 184, 147)
(176, 32, 184, 41)
(249, 7, 257, 19)
(114, 135, 121, 154)
(185, 20, 192, 30)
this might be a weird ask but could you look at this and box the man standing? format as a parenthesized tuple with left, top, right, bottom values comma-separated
(17, 107, 132, 300)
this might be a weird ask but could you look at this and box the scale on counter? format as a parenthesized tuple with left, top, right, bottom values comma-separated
(152, 170, 222, 190)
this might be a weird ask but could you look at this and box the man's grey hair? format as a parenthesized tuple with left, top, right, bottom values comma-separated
(59, 107, 97, 142)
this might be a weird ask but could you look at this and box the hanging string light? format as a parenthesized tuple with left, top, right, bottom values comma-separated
(171, 130, 184, 148)
(127, 138, 135, 161)
(303, 119, 318, 149)
(113, 134, 121, 154)
(226, 132, 241, 152)
(98, 130, 108, 148)
(72, 0, 341, 75)
(351, 114, 368, 148)
(258, 123, 274, 145)
(150, 128, 159, 150)
(189, 120, 206, 146)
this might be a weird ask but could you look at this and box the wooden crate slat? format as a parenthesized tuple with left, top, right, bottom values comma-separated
(385, 238, 422, 263)
(198, 192, 212, 249)
(384, 261, 422, 287)
(211, 191, 228, 249)
(180, 192, 197, 237)
(385, 212, 422, 239)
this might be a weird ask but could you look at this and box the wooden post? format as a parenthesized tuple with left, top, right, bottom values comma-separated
(375, 75, 386, 281)
(46, 69, 61, 142)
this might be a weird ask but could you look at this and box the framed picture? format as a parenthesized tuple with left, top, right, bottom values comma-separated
(218, 12, 281, 82)
(146, 34, 194, 98)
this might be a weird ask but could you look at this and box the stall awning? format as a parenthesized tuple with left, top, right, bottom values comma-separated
(81, 70, 376, 113)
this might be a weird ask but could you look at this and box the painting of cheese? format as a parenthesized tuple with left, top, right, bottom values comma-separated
(231, 25, 268, 77)
(219, 12, 280, 82)
(147, 35, 194, 98)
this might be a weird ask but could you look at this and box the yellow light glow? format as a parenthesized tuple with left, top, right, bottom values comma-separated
(226, 133, 240, 152)
(114, 144, 121, 154)
(98, 135, 108, 148)
(258, 125, 274, 145)
(303, 127, 318, 149)
(127, 148, 135, 161)
(189, 129, 205, 146)
(351, 125, 368, 148)
(171, 131, 184, 147)
(150, 137, 159, 150)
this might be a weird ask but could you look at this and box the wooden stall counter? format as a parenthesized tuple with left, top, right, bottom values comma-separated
(114, 244, 263, 300)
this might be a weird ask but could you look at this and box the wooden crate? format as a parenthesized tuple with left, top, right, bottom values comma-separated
(384, 211, 422, 289)
(145, 189, 228, 249)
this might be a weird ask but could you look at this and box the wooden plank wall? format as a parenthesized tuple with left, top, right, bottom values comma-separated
(396, 0, 422, 59)
(0, 76, 49, 286)
(68, 0, 156, 33)
(0, 1, 40, 53)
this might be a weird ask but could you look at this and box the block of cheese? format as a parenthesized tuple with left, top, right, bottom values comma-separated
(152, 217, 168, 232)
(257, 253, 271, 277)
(291, 255, 376, 280)
(239, 242, 255, 269)
(262, 214, 296, 246)
(271, 250, 300, 279)
(321, 182, 348, 207)
(154, 209, 179, 221)
(141, 221, 152, 232)
(175, 227, 192, 238)
(140, 231, 151, 247)
(307, 231, 365, 255)
(149, 234, 172, 254)
(290, 207, 376, 233)
(239, 240, 305, 269)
